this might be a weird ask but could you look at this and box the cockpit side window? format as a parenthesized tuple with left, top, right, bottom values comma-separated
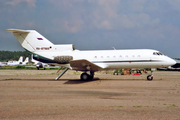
(153, 52, 163, 56)
(158, 52, 163, 55)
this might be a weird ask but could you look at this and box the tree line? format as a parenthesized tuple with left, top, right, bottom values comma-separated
(0, 51, 31, 62)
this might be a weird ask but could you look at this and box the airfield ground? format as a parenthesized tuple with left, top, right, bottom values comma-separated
(0, 69, 180, 119)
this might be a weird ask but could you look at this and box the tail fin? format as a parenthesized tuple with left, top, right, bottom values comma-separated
(18, 56, 23, 63)
(6, 29, 54, 53)
(24, 57, 29, 63)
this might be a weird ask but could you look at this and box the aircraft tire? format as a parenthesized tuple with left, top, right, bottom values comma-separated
(147, 75, 153, 81)
(81, 73, 89, 80)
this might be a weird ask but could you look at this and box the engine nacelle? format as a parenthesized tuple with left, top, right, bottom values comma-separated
(54, 56, 73, 64)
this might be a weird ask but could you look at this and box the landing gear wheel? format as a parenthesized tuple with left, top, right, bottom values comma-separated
(81, 73, 89, 80)
(147, 75, 153, 81)
(80, 72, 94, 80)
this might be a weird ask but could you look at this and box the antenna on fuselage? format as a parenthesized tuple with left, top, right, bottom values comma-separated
(112, 47, 116, 50)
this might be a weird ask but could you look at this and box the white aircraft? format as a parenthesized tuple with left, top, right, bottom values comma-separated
(6, 29, 176, 81)
(31, 55, 49, 70)
(7, 56, 23, 66)
(21, 57, 29, 65)
(0, 62, 6, 67)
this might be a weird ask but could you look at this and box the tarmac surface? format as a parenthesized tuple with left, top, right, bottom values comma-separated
(0, 69, 180, 119)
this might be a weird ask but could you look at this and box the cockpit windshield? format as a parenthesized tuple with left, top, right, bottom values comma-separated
(153, 52, 163, 56)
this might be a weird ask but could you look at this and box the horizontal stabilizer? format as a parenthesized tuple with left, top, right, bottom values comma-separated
(70, 59, 103, 72)
(6, 29, 30, 33)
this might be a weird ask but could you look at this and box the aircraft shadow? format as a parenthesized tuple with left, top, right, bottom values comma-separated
(63, 77, 100, 84)
(98, 78, 145, 81)
(1, 77, 101, 84)
(56, 78, 145, 84)
(1, 77, 146, 84)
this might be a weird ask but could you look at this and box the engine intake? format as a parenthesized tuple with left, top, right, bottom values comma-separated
(54, 56, 73, 64)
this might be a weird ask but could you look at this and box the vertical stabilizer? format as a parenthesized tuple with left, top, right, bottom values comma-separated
(6, 29, 54, 53)
(24, 57, 29, 63)
(18, 56, 23, 63)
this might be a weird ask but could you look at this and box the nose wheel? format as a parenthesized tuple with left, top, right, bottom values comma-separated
(147, 70, 153, 81)
(147, 75, 153, 81)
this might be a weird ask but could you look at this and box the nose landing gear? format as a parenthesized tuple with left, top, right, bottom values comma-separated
(147, 75, 153, 81)
(147, 70, 153, 81)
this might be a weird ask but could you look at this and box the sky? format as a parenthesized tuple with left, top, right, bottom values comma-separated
(1, 0, 180, 58)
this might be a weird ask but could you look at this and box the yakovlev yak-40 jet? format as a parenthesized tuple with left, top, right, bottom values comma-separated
(6, 29, 176, 81)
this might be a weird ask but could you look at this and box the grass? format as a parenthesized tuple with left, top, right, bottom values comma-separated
(167, 104, 178, 107)
(73, 71, 81, 75)
(0, 65, 61, 70)
(96, 80, 101, 85)
(51, 72, 57, 75)
(109, 106, 123, 107)
(118, 106, 123, 107)
(133, 105, 142, 107)
(0, 65, 33, 69)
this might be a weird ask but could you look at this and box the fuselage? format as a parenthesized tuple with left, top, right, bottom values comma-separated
(7, 61, 20, 66)
(32, 49, 176, 70)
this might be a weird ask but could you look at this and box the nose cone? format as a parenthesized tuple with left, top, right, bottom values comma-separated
(167, 58, 176, 66)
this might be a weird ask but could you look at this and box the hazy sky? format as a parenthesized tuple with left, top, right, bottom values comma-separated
(1, 0, 180, 58)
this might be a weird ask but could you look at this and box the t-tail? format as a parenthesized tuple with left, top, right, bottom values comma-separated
(6, 29, 75, 54)
(24, 57, 29, 63)
(6, 29, 54, 53)
(18, 56, 23, 63)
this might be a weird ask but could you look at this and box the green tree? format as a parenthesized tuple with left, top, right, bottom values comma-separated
(0, 51, 31, 61)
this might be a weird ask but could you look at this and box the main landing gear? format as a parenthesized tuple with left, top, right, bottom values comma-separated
(55, 68, 69, 80)
(80, 72, 94, 81)
(55, 68, 94, 81)
(147, 70, 153, 81)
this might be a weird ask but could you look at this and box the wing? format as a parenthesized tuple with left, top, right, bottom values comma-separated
(70, 59, 103, 72)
